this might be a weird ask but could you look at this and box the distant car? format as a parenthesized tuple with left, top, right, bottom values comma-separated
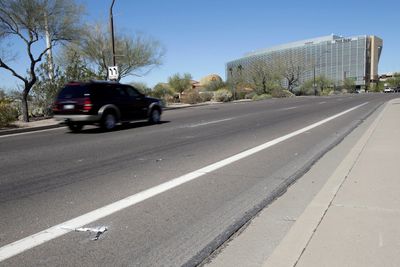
(53, 80, 163, 132)
(383, 88, 394, 93)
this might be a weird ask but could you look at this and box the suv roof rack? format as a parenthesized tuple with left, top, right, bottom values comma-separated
(89, 79, 120, 84)
(65, 80, 121, 86)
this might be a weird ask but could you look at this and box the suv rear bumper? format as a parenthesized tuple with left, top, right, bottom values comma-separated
(54, 114, 101, 123)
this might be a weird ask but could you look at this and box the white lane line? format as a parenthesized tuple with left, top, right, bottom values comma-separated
(184, 118, 234, 128)
(0, 127, 64, 139)
(279, 106, 298, 111)
(0, 102, 368, 262)
(318, 101, 327, 104)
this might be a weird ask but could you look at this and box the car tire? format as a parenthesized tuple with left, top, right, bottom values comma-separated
(149, 108, 161, 124)
(68, 123, 83, 132)
(101, 112, 117, 131)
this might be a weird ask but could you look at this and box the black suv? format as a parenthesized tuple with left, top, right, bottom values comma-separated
(53, 80, 163, 132)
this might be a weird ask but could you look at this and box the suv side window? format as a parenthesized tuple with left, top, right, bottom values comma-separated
(113, 86, 128, 98)
(94, 85, 114, 100)
(125, 86, 142, 98)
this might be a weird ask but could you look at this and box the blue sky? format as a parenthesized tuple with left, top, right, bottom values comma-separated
(1, 0, 399, 89)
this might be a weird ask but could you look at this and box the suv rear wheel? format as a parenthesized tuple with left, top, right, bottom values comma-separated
(68, 123, 83, 132)
(101, 112, 117, 131)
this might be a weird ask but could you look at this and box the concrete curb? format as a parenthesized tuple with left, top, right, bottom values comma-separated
(262, 100, 391, 267)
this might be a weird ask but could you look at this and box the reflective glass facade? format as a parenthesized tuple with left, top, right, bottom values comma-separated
(226, 35, 382, 88)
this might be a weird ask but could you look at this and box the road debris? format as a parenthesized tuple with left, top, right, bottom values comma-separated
(75, 226, 108, 241)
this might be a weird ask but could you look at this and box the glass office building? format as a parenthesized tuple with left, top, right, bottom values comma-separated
(226, 35, 383, 89)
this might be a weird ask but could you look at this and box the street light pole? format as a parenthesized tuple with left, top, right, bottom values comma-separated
(313, 65, 316, 96)
(110, 0, 116, 67)
(313, 50, 329, 96)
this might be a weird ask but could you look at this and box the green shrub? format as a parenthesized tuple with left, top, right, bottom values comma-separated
(252, 94, 272, 101)
(320, 89, 333, 96)
(369, 84, 382, 93)
(213, 88, 232, 102)
(271, 89, 295, 98)
(151, 85, 175, 99)
(205, 80, 226, 91)
(0, 100, 18, 127)
(328, 90, 341, 96)
(299, 87, 316, 96)
(199, 91, 213, 102)
(181, 90, 202, 104)
(235, 88, 252, 100)
(245, 92, 257, 99)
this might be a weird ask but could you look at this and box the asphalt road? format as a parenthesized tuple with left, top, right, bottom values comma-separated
(0, 94, 396, 266)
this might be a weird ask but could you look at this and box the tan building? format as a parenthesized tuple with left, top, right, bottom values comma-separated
(368, 36, 383, 84)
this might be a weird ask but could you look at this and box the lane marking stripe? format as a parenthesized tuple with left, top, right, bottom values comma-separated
(0, 127, 64, 139)
(279, 106, 298, 111)
(185, 118, 234, 128)
(0, 102, 368, 262)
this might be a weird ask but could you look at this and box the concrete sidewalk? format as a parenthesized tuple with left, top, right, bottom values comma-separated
(264, 98, 400, 266)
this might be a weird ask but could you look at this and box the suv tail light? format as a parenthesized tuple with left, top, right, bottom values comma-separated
(52, 101, 60, 112)
(83, 97, 92, 112)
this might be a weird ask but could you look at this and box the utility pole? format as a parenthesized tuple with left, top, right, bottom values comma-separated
(44, 11, 54, 80)
(229, 67, 234, 100)
(313, 65, 316, 96)
(313, 50, 329, 96)
(110, 0, 116, 67)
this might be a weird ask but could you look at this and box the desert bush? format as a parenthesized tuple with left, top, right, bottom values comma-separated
(199, 91, 214, 102)
(205, 80, 226, 91)
(213, 88, 232, 102)
(252, 94, 272, 101)
(235, 87, 253, 100)
(0, 100, 18, 127)
(298, 86, 316, 96)
(320, 89, 333, 96)
(181, 90, 202, 104)
(328, 90, 341, 96)
(245, 92, 257, 99)
(271, 89, 295, 98)
(152, 84, 175, 100)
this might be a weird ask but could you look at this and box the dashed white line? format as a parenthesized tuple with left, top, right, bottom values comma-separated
(279, 106, 298, 111)
(0, 102, 368, 262)
(184, 118, 234, 128)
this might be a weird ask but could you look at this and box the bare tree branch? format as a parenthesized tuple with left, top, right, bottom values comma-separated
(79, 24, 165, 79)
(0, 57, 27, 83)
(0, 0, 84, 122)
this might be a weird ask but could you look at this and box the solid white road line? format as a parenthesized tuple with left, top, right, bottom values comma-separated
(0, 102, 368, 262)
(0, 127, 65, 139)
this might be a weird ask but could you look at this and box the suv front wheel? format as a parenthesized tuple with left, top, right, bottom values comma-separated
(149, 108, 161, 124)
(101, 112, 117, 131)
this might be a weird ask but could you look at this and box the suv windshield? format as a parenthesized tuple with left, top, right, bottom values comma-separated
(58, 84, 89, 99)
